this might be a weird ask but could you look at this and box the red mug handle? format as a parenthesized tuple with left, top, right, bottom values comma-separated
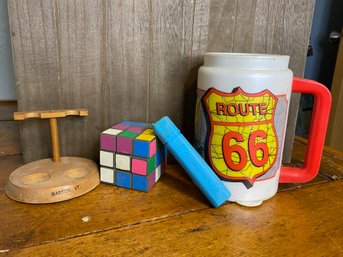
(280, 77, 332, 183)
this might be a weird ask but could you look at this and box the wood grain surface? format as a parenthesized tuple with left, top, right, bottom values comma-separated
(0, 121, 21, 157)
(0, 164, 210, 251)
(0, 143, 342, 256)
(8, 0, 315, 162)
(13, 109, 88, 120)
(0, 101, 17, 121)
(4, 181, 343, 257)
(104, 0, 150, 125)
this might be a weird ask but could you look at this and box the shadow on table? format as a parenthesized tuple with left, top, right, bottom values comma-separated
(159, 167, 211, 207)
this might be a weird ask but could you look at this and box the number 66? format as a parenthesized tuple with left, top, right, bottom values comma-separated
(222, 130, 269, 171)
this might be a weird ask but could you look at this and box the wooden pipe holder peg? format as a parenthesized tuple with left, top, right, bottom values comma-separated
(49, 118, 60, 162)
(5, 109, 100, 204)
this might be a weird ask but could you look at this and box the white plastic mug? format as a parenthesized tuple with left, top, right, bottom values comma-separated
(194, 53, 331, 206)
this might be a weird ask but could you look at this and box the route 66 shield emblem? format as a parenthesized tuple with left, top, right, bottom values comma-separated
(202, 87, 278, 188)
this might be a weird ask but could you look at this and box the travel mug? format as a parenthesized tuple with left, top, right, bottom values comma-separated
(194, 53, 331, 206)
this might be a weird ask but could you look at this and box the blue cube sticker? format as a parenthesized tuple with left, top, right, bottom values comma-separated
(132, 174, 148, 192)
(116, 171, 132, 188)
(133, 140, 150, 158)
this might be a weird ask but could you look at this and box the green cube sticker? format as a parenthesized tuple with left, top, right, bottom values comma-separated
(119, 130, 139, 138)
(147, 155, 156, 174)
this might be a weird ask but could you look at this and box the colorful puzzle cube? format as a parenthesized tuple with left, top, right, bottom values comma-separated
(99, 121, 166, 192)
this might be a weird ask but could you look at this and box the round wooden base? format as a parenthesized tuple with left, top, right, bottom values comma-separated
(5, 157, 100, 204)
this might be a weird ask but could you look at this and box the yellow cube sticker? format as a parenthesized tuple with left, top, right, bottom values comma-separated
(136, 134, 155, 142)
(142, 129, 155, 135)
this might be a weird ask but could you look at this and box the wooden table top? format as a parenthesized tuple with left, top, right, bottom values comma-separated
(0, 139, 342, 256)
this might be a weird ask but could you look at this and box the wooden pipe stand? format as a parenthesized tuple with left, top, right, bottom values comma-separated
(5, 109, 100, 204)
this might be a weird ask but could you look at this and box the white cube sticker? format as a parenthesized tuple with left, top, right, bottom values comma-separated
(116, 154, 131, 171)
(155, 165, 162, 182)
(102, 128, 122, 135)
(100, 151, 114, 167)
(100, 167, 114, 184)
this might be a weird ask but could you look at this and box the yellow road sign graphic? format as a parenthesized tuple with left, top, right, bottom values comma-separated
(202, 87, 278, 186)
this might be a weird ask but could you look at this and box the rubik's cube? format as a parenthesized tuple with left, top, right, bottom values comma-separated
(99, 121, 166, 192)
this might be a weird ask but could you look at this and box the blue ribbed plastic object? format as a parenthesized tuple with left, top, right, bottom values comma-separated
(153, 116, 231, 207)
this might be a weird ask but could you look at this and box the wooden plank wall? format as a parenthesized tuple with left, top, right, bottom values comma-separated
(8, 0, 315, 163)
(326, 28, 343, 151)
